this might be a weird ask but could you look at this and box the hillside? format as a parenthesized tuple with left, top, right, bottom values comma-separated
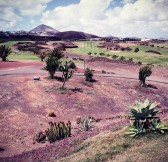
(55, 31, 100, 39)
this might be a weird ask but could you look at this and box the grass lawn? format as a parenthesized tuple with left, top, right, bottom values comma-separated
(1, 41, 39, 61)
(57, 120, 168, 162)
(68, 41, 168, 66)
(8, 52, 39, 61)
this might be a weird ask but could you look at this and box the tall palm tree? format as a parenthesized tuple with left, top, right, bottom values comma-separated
(0, 45, 12, 61)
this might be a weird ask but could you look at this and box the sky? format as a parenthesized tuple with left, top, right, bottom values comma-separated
(0, 0, 168, 38)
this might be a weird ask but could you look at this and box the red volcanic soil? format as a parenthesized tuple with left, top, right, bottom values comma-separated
(0, 60, 168, 161)
(0, 61, 43, 70)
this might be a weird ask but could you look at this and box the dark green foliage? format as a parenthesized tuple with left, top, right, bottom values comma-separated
(49, 48, 64, 59)
(0, 45, 12, 61)
(111, 54, 118, 59)
(88, 52, 92, 55)
(126, 121, 146, 137)
(134, 47, 139, 53)
(106, 54, 111, 57)
(45, 121, 71, 143)
(126, 99, 168, 137)
(84, 67, 93, 82)
(139, 65, 152, 87)
(59, 60, 76, 89)
(129, 58, 133, 62)
(119, 56, 126, 61)
(99, 52, 105, 56)
(45, 48, 64, 78)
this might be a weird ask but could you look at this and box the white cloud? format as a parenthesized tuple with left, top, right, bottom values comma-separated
(41, 0, 168, 38)
(0, 0, 52, 16)
(0, 7, 22, 30)
(0, 0, 51, 30)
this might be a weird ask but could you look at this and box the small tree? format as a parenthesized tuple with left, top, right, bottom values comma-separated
(45, 55, 60, 79)
(45, 48, 64, 78)
(59, 60, 76, 89)
(84, 67, 93, 82)
(134, 47, 139, 53)
(0, 45, 12, 61)
(139, 65, 152, 87)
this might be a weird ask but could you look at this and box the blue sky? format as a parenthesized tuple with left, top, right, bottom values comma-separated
(0, 0, 168, 38)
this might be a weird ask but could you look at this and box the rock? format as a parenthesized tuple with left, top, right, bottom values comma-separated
(33, 132, 46, 144)
(0, 147, 5, 152)
(33, 76, 40, 80)
(48, 111, 56, 117)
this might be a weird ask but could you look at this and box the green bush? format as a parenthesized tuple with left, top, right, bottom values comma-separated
(119, 56, 126, 61)
(88, 52, 92, 55)
(45, 48, 64, 78)
(99, 52, 105, 56)
(139, 65, 152, 87)
(126, 99, 168, 137)
(112, 54, 118, 59)
(84, 67, 93, 82)
(134, 47, 139, 53)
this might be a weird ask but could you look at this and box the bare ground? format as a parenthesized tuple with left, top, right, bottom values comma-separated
(0, 60, 168, 160)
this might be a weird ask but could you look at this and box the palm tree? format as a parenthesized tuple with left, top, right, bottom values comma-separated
(0, 45, 12, 61)
(48, 48, 64, 60)
(45, 48, 64, 78)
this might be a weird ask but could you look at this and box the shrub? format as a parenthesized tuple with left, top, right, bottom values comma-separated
(0, 45, 12, 61)
(129, 58, 133, 62)
(94, 53, 97, 55)
(45, 55, 60, 79)
(119, 56, 126, 61)
(102, 70, 106, 74)
(126, 99, 168, 137)
(45, 121, 71, 142)
(59, 60, 76, 89)
(84, 67, 93, 82)
(99, 52, 105, 56)
(137, 61, 142, 65)
(88, 52, 92, 55)
(134, 48, 139, 53)
(106, 54, 111, 57)
(139, 65, 152, 87)
(111, 54, 118, 59)
(45, 48, 64, 78)
(78, 116, 94, 132)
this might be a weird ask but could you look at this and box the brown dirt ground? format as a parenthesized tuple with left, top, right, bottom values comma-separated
(0, 61, 43, 70)
(0, 61, 168, 159)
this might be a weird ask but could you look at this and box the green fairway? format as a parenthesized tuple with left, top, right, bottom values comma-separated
(1, 41, 39, 61)
(8, 52, 39, 61)
(68, 41, 168, 66)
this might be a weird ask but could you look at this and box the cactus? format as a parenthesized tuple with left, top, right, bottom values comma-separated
(45, 121, 71, 142)
(59, 60, 76, 89)
(139, 65, 152, 87)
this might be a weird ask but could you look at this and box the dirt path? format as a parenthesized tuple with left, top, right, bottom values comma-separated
(0, 63, 168, 84)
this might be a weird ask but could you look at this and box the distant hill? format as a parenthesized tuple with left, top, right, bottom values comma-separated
(55, 31, 100, 40)
(29, 24, 59, 34)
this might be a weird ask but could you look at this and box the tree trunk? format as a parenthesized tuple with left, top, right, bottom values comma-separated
(2, 57, 7, 61)
(62, 79, 66, 89)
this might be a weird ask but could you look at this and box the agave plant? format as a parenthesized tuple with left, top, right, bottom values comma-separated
(78, 116, 93, 132)
(125, 120, 146, 137)
(150, 119, 168, 133)
(129, 99, 160, 120)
